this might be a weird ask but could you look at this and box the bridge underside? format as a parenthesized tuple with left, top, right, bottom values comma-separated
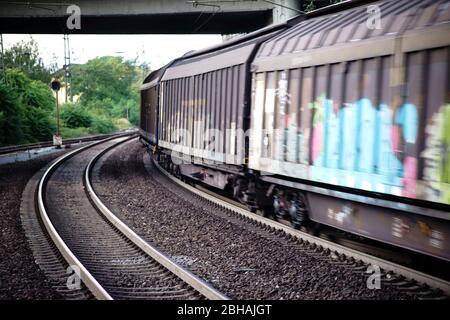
(0, 10, 273, 34)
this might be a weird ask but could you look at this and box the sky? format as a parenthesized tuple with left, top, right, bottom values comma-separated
(2, 34, 223, 70)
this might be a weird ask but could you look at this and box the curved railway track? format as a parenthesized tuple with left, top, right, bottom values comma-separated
(150, 151, 450, 299)
(0, 132, 134, 156)
(32, 135, 228, 300)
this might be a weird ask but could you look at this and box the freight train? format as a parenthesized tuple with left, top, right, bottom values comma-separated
(139, 0, 450, 261)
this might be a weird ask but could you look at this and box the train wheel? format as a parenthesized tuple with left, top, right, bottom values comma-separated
(174, 165, 181, 178)
(273, 192, 286, 221)
(289, 194, 308, 229)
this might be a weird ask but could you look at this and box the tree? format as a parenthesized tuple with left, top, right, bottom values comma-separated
(0, 81, 27, 145)
(71, 56, 141, 126)
(0, 69, 55, 146)
(71, 56, 138, 109)
(0, 54, 144, 145)
(3, 38, 54, 83)
(60, 103, 92, 128)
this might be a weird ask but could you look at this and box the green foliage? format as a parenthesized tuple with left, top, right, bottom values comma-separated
(60, 126, 91, 139)
(303, 0, 344, 12)
(1, 52, 144, 145)
(305, 1, 316, 12)
(68, 56, 142, 130)
(60, 102, 117, 135)
(6, 69, 55, 113)
(90, 114, 116, 134)
(3, 39, 54, 83)
(72, 56, 138, 105)
(114, 117, 133, 131)
(27, 106, 57, 142)
(0, 69, 55, 146)
(81, 98, 114, 117)
(110, 97, 140, 126)
(0, 81, 27, 145)
(61, 104, 92, 128)
(128, 105, 139, 126)
(59, 114, 117, 137)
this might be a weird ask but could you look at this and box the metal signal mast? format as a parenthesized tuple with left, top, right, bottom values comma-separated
(63, 34, 72, 103)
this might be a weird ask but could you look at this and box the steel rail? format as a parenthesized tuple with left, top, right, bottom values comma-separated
(85, 138, 229, 300)
(36, 133, 134, 300)
(152, 158, 450, 295)
(0, 130, 136, 156)
(36, 136, 129, 300)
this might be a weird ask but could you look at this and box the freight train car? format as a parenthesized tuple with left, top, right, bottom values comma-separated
(150, 22, 295, 188)
(140, 0, 450, 261)
(247, 0, 450, 261)
(140, 68, 167, 146)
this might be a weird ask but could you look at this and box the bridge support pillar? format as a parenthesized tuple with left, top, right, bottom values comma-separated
(271, 0, 303, 24)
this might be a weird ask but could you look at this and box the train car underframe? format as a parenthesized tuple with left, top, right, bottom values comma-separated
(146, 140, 450, 262)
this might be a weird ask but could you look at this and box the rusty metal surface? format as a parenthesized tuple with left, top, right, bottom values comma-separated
(248, 0, 450, 207)
(155, 28, 287, 164)
(306, 192, 450, 261)
(140, 68, 167, 144)
(257, 0, 449, 59)
(159, 60, 248, 163)
(162, 42, 259, 81)
(139, 0, 449, 208)
(250, 46, 450, 206)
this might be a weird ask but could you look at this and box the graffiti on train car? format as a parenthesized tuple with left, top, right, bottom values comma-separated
(309, 95, 412, 195)
(442, 105, 450, 193)
(422, 104, 450, 204)
(306, 96, 450, 205)
(162, 91, 449, 205)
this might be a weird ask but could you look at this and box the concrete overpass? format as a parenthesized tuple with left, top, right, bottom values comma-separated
(0, 0, 304, 34)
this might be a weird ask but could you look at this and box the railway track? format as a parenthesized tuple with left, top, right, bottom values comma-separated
(196, 185, 450, 280)
(150, 153, 450, 300)
(26, 134, 227, 300)
(0, 131, 132, 156)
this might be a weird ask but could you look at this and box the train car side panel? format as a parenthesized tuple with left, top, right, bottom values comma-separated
(249, 0, 450, 207)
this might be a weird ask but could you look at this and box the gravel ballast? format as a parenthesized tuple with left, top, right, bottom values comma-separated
(93, 139, 417, 300)
(0, 151, 67, 299)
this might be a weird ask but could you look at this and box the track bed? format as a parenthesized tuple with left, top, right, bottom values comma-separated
(93, 139, 427, 300)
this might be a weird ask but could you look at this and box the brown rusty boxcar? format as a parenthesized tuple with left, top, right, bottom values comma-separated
(140, 68, 168, 146)
(156, 24, 293, 188)
(251, 0, 450, 204)
(249, 0, 450, 260)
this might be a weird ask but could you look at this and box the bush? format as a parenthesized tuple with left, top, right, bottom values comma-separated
(61, 104, 92, 128)
(58, 103, 116, 138)
(114, 117, 132, 131)
(60, 126, 91, 139)
(26, 106, 56, 142)
(0, 82, 26, 146)
(0, 70, 55, 146)
(90, 114, 116, 134)
(110, 98, 139, 126)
